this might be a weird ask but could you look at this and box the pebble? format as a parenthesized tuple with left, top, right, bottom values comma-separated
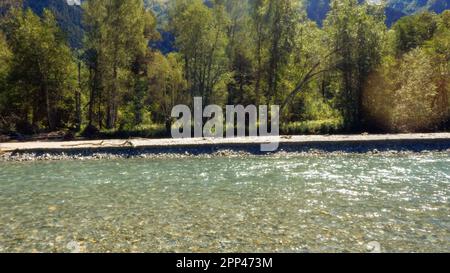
(1, 148, 449, 162)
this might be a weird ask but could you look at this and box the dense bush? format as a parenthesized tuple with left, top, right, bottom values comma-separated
(363, 11, 450, 133)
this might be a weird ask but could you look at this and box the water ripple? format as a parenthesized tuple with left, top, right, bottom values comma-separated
(0, 153, 449, 253)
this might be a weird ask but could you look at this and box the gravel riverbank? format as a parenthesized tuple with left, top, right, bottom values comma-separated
(1, 133, 450, 161)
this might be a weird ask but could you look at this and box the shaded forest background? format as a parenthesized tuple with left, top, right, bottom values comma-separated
(0, 0, 449, 140)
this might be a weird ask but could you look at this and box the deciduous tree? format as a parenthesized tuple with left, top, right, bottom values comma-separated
(3, 9, 77, 131)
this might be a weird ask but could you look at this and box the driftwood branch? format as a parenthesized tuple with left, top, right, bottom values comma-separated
(61, 140, 135, 148)
(280, 49, 338, 111)
(62, 141, 105, 147)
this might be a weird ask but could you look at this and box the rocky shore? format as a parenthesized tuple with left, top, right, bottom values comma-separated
(1, 133, 450, 161)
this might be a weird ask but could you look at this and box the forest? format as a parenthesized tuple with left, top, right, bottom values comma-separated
(0, 0, 449, 139)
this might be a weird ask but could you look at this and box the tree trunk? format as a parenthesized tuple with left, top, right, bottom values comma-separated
(88, 67, 95, 126)
(106, 63, 118, 129)
(165, 118, 172, 137)
(75, 61, 82, 131)
(44, 84, 55, 131)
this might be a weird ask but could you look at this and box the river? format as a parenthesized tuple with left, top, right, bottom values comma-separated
(0, 153, 449, 252)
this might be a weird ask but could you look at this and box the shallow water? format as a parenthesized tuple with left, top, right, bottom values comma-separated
(0, 153, 449, 253)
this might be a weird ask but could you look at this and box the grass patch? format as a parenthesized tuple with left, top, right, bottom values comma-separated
(76, 119, 345, 140)
(281, 119, 344, 135)
(79, 124, 167, 139)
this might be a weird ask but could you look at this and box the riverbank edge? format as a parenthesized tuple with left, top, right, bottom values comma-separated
(1, 133, 450, 161)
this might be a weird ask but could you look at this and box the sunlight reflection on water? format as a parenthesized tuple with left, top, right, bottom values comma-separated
(0, 153, 449, 253)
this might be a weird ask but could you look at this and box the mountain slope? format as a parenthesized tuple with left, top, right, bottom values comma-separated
(23, 0, 83, 48)
(388, 0, 450, 14)
(20, 0, 450, 50)
(306, 0, 450, 26)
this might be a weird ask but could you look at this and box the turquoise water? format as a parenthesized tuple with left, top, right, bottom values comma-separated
(0, 153, 449, 253)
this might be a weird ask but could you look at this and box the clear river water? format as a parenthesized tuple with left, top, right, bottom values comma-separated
(0, 153, 449, 253)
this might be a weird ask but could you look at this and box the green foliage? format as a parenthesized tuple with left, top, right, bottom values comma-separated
(247, 0, 304, 105)
(261, 0, 302, 104)
(390, 48, 446, 132)
(282, 19, 330, 118)
(23, 0, 84, 48)
(83, 0, 157, 129)
(0, 31, 11, 81)
(146, 52, 188, 131)
(364, 48, 448, 132)
(0, 1, 449, 137)
(281, 118, 344, 135)
(0, 31, 12, 131)
(364, 11, 450, 132)
(392, 11, 438, 55)
(169, 0, 230, 105)
(0, 0, 23, 18)
(324, 0, 386, 130)
(1, 8, 77, 132)
(387, 0, 450, 15)
(305, 0, 450, 27)
(298, 90, 341, 121)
